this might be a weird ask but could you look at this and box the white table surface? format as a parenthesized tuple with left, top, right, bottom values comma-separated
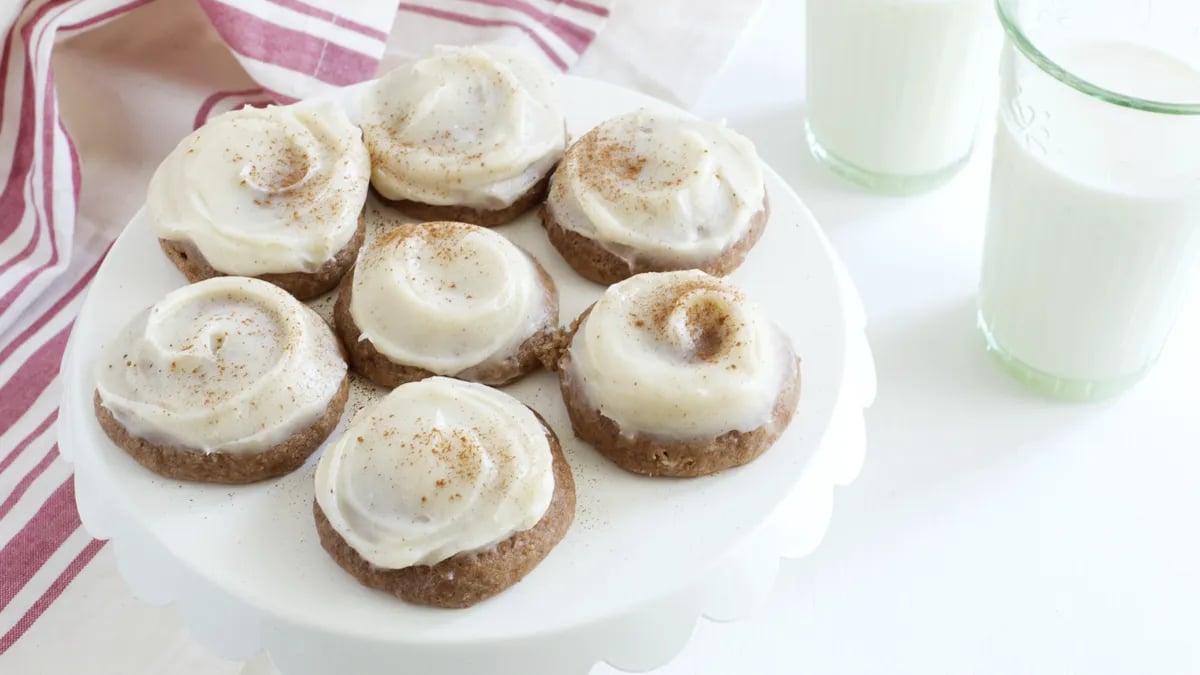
(6, 1, 1200, 673)
(661, 2, 1200, 674)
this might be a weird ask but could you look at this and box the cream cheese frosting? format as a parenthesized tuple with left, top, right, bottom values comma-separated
(362, 45, 566, 209)
(349, 221, 554, 376)
(95, 277, 347, 454)
(547, 110, 766, 265)
(566, 270, 793, 439)
(314, 377, 555, 568)
(148, 101, 370, 276)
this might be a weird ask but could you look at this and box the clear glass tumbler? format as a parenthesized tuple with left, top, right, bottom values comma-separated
(805, 0, 1000, 194)
(979, 0, 1200, 400)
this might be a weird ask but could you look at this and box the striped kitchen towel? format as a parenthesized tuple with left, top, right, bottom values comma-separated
(0, 0, 610, 656)
(390, 0, 610, 72)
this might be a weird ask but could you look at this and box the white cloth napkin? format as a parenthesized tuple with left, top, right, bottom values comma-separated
(384, 0, 767, 105)
(573, 0, 767, 105)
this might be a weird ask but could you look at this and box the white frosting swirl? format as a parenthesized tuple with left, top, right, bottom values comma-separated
(362, 45, 566, 209)
(148, 101, 370, 275)
(547, 110, 766, 264)
(95, 277, 347, 453)
(567, 271, 793, 439)
(315, 377, 555, 568)
(349, 221, 553, 375)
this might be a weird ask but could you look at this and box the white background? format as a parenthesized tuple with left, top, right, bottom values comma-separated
(641, 1, 1200, 673)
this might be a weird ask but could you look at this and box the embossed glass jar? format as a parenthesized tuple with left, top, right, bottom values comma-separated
(978, 0, 1200, 400)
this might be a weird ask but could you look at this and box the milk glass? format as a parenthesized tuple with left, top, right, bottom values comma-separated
(979, 0, 1200, 400)
(805, 0, 1000, 194)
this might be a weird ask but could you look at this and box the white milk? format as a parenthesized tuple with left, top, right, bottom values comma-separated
(980, 41, 1200, 384)
(806, 0, 999, 178)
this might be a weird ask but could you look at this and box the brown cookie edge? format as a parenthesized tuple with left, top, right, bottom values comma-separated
(373, 171, 552, 228)
(158, 214, 366, 301)
(541, 192, 771, 286)
(332, 235, 559, 387)
(93, 376, 349, 484)
(556, 312, 801, 478)
(313, 416, 576, 608)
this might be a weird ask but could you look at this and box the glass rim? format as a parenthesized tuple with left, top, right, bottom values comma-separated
(996, 0, 1200, 115)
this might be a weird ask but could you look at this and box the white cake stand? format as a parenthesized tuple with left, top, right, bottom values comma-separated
(57, 76, 876, 675)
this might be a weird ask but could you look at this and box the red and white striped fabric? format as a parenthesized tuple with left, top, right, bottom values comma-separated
(0, 0, 610, 657)
(390, 0, 610, 72)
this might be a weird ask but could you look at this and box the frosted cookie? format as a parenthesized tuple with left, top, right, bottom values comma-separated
(555, 271, 799, 477)
(149, 102, 370, 300)
(314, 377, 575, 608)
(334, 221, 558, 387)
(542, 110, 768, 284)
(94, 277, 349, 484)
(362, 45, 566, 226)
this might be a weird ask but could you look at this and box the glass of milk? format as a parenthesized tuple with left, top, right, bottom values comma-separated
(805, 0, 1001, 193)
(979, 0, 1200, 400)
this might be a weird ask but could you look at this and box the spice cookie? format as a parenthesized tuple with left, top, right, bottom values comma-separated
(314, 377, 575, 608)
(94, 277, 349, 484)
(543, 110, 768, 284)
(149, 101, 370, 300)
(362, 45, 566, 226)
(556, 270, 800, 477)
(334, 221, 558, 387)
